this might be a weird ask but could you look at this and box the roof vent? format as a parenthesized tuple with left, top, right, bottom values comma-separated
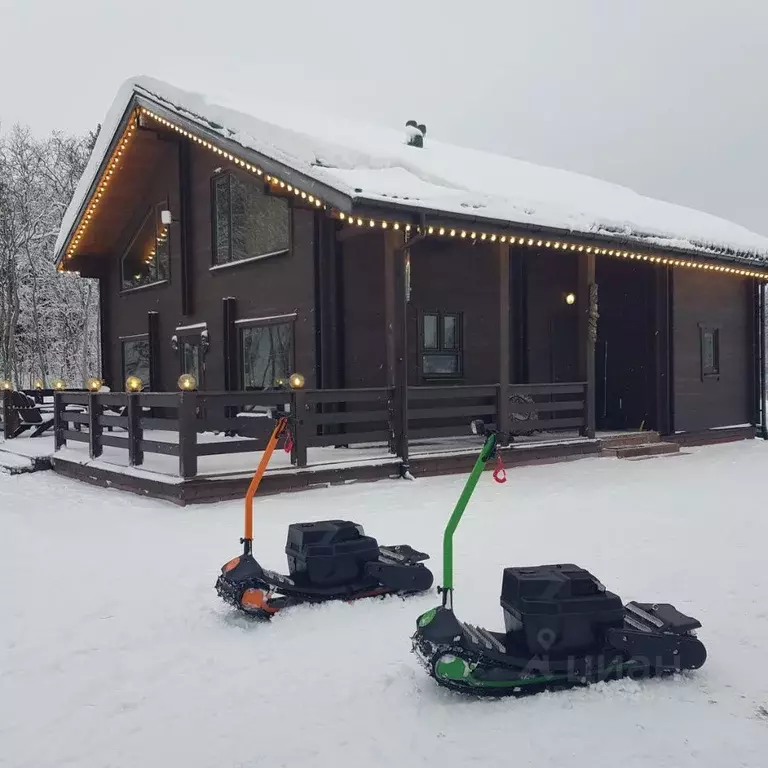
(405, 120, 427, 148)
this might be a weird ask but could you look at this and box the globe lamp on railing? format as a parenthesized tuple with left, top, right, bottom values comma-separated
(288, 372, 305, 390)
(125, 376, 144, 393)
(177, 373, 198, 391)
(86, 377, 103, 392)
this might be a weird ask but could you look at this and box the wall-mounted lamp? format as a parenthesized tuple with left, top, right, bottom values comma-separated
(160, 209, 175, 226)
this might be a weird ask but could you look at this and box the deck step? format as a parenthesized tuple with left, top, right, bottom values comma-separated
(607, 441, 681, 459)
(598, 431, 660, 450)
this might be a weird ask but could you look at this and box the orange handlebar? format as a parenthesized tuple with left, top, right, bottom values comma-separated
(244, 417, 288, 541)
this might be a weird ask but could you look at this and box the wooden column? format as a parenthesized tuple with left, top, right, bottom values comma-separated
(88, 392, 103, 459)
(654, 266, 673, 435)
(178, 140, 194, 316)
(578, 251, 597, 438)
(498, 243, 511, 439)
(98, 275, 112, 387)
(126, 393, 144, 466)
(384, 229, 410, 471)
(510, 248, 527, 384)
(222, 298, 237, 391)
(178, 391, 198, 478)
(147, 311, 161, 392)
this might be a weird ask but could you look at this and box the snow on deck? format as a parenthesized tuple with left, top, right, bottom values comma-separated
(2, 441, 768, 767)
(56, 76, 768, 262)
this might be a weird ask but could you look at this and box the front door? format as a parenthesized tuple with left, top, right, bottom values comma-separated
(595, 260, 657, 431)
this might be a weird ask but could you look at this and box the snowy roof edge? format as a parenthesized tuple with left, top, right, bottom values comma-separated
(55, 76, 768, 266)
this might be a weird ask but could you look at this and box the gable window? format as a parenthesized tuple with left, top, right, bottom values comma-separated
(421, 311, 462, 377)
(239, 319, 294, 389)
(700, 326, 720, 378)
(212, 172, 290, 266)
(121, 202, 170, 290)
(121, 336, 151, 389)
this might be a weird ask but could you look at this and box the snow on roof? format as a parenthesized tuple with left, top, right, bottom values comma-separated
(56, 75, 768, 262)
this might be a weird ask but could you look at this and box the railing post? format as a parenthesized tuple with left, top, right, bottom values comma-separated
(1, 391, 11, 439)
(127, 393, 144, 467)
(88, 393, 103, 459)
(178, 391, 198, 478)
(291, 390, 308, 467)
(53, 392, 66, 449)
(496, 384, 510, 444)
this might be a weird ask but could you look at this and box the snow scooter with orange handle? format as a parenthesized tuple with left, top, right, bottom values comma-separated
(216, 415, 433, 619)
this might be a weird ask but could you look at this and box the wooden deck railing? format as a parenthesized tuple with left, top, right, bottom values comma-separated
(51, 382, 588, 478)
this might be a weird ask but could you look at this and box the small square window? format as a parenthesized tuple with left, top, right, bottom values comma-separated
(421, 311, 462, 378)
(700, 326, 720, 378)
(121, 337, 150, 388)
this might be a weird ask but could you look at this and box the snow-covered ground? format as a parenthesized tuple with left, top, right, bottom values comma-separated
(2, 441, 768, 767)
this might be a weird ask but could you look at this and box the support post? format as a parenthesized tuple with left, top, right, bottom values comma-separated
(88, 393, 103, 459)
(127, 393, 144, 466)
(498, 243, 511, 440)
(147, 311, 161, 392)
(222, 298, 237, 391)
(385, 229, 410, 474)
(178, 139, 194, 316)
(291, 390, 308, 467)
(578, 251, 597, 438)
(1, 391, 10, 439)
(98, 275, 112, 388)
(760, 282, 768, 440)
(54, 392, 65, 449)
(178, 391, 198, 478)
(384, 230, 398, 454)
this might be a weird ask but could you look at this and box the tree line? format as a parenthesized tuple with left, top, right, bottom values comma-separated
(0, 123, 100, 389)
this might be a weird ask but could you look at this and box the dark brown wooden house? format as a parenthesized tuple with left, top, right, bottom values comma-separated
(50, 76, 768, 495)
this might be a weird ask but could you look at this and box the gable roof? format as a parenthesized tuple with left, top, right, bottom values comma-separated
(56, 75, 768, 266)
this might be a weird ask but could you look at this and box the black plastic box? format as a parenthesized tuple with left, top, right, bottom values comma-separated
(285, 520, 380, 587)
(500, 563, 624, 655)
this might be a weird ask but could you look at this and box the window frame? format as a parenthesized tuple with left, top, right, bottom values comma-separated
(699, 324, 721, 379)
(175, 326, 207, 388)
(236, 314, 297, 391)
(419, 310, 463, 379)
(119, 200, 171, 293)
(120, 333, 151, 390)
(210, 170, 292, 269)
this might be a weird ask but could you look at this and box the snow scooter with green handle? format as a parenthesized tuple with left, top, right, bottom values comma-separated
(411, 419, 707, 696)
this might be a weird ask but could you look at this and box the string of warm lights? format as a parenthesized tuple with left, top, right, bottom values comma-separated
(335, 213, 768, 280)
(60, 112, 139, 270)
(59, 106, 768, 282)
(139, 108, 327, 210)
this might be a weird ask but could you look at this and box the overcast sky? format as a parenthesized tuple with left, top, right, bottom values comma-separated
(2, 0, 766, 235)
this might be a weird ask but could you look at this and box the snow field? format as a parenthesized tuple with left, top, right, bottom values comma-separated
(2, 441, 768, 767)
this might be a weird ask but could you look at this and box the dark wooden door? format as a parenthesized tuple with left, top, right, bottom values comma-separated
(596, 260, 657, 431)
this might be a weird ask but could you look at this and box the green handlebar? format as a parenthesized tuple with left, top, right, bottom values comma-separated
(442, 432, 498, 596)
